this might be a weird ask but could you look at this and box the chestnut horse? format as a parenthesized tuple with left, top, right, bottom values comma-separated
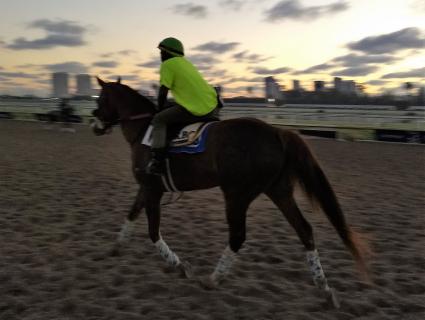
(92, 78, 368, 307)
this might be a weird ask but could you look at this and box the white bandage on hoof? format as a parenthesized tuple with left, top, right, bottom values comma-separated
(155, 239, 181, 267)
(118, 219, 135, 243)
(306, 249, 330, 291)
(211, 246, 237, 283)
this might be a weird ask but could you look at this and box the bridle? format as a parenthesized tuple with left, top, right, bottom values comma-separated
(91, 111, 154, 136)
(119, 112, 154, 122)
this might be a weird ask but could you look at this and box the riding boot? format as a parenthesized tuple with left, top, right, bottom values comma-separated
(146, 148, 167, 175)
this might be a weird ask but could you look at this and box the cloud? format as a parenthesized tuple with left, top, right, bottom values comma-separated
(137, 59, 161, 69)
(222, 76, 264, 84)
(42, 62, 88, 74)
(188, 54, 220, 66)
(232, 51, 271, 63)
(292, 63, 335, 75)
(92, 61, 119, 68)
(115, 75, 140, 81)
(381, 67, 425, 79)
(100, 50, 137, 58)
(6, 19, 88, 50)
(30, 19, 86, 35)
(251, 66, 291, 75)
(202, 69, 229, 78)
(97, 70, 113, 75)
(264, 0, 349, 22)
(367, 80, 389, 86)
(117, 50, 137, 56)
(347, 27, 425, 54)
(219, 0, 245, 11)
(15, 64, 38, 69)
(332, 53, 400, 66)
(292, 52, 401, 76)
(7, 35, 85, 50)
(172, 3, 208, 18)
(333, 65, 379, 77)
(0, 71, 40, 79)
(192, 41, 240, 53)
(137, 55, 218, 71)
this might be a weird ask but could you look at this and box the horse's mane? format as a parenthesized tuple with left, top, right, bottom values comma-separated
(109, 82, 157, 113)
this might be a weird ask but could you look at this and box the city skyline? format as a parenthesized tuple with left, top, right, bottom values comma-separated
(0, 0, 424, 97)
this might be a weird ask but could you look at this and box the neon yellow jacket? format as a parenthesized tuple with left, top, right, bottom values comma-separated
(160, 57, 217, 116)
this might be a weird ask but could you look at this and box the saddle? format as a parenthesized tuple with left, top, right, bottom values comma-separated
(142, 121, 217, 153)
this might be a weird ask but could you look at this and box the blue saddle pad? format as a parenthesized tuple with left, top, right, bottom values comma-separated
(169, 122, 213, 154)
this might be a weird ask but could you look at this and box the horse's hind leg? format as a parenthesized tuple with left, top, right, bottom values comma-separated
(266, 190, 340, 308)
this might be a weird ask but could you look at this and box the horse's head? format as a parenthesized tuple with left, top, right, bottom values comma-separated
(91, 77, 122, 135)
(92, 77, 156, 136)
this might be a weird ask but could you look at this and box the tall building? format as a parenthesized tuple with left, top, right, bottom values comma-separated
(314, 81, 325, 92)
(52, 72, 69, 98)
(265, 76, 284, 101)
(76, 74, 92, 96)
(293, 80, 301, 91)
(334, 77, 356, 94)
(334, 77, 342, 92)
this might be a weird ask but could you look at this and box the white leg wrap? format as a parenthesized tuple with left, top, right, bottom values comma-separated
(211, 246, 237, 283)
(306, 249, 330, 291)
(117, 219, 135, 243)
(155, 238, 181, 267)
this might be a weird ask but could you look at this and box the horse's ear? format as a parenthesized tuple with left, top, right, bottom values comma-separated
(117, 76, 121, 84)
(97, 77, 105, 87)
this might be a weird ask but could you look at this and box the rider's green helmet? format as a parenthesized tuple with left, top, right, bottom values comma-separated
(158, 37, 184, 57)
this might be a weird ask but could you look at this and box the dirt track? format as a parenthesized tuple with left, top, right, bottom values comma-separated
(0, 121, 424, 320)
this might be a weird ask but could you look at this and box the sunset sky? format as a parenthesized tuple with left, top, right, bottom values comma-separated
(0, 0, 424, 97)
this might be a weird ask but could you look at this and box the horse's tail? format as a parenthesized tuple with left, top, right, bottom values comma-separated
(282, 131, 370, 279)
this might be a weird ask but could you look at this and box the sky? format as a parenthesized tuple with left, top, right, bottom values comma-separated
(0, 0, 424, 97)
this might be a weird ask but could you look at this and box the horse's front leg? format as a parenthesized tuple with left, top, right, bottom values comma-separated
(200, 193, 250, 289)
(111, 187, 145, 256)
(145, 190, 193, 279)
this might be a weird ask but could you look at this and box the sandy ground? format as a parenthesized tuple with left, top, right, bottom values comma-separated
(0, 120, 424, 320)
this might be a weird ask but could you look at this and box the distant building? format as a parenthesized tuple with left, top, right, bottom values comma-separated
(334, 77, 342, 92)
(419, 87, 425, 100)
(314, 81, 325, 92)
(334, 77, 356, 94)
(76, 74, 92, 96)
(293, 80, 301, 91)
(265, 76, 284, 101)
(52, 72, 69, 98)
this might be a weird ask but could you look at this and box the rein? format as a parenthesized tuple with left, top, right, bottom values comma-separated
(120, 112, 154, 122)
(92, 112, 154, 137)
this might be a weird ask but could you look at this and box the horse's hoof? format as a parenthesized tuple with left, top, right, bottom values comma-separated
(179, 261, 194, 279)
(327, 288, 340, 309)
(199, 276, 219, 290)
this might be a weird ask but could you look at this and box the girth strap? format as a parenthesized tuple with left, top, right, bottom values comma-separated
(160, 158, 183, 205)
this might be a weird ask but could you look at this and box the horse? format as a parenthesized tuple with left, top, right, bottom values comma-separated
(92, 77, 369, 307)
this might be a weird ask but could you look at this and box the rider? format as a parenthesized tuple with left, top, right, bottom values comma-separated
(146, 37, 219, 175)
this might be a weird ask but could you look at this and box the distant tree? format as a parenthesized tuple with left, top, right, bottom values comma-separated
(404, 82, 415, 105)
(246, 86, 253, 96)
(356, 83, 366, 95)
(404, 82, 414, 91)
